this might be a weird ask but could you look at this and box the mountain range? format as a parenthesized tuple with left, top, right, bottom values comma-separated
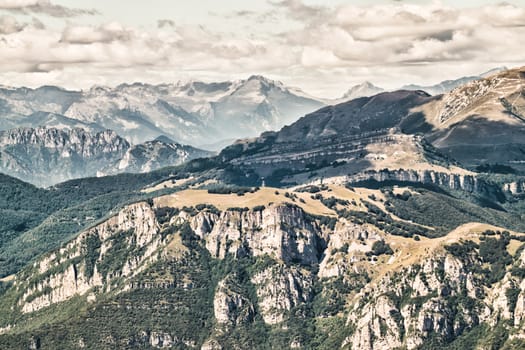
(336, 67, 509, 101)
(220, 66, 525, 186)
(0, 127, 212, 187)
(0, 68, 507, 153)
(0, 76, 324, 148)
(399, 67, 507, 95)
(0, 67, 525, 349)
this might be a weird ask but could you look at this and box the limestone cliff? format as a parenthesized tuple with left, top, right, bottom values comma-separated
(2, 194, 525, 349)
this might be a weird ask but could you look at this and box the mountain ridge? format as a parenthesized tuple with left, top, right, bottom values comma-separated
(219, 67, 525, 186)
(0, 68, 508, 151)
(0, 126, 212, 187)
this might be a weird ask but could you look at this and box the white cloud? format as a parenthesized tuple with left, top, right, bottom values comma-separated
(60, 22, 132, 44)
(0, 14, 24, 33)
(0, 0, 39, 9)
(0, 1, 523, 97)
(0, 0, 98, 17)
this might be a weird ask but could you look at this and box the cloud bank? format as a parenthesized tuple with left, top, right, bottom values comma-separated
(0, 1, 524, 97)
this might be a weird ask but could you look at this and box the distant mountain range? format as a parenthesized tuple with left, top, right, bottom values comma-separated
(400, 67, 507, 95)
(334, 67, 509, 100)
(0, 76, 324, 148)
(0, 67, 516, 187)
(0, 127, 212, 187)
(0, 68, 507, 152)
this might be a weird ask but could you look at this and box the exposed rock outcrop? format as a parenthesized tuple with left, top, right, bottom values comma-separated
(213, 275, 254, 325)
(18, 202, 161, 313)
(189, 205, 321, 265)
(347, 168, 506, 200)
(0, 127, 210, 187)
(251, 264, 314, 324)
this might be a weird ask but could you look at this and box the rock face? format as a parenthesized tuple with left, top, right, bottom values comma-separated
(318, 219, 380, 278)
(349, 169, 479, 191)
(346, 240, 525, 350)
(503, 180, 525, 195)
(348, 254, 479, 350)
(213, 275, 254, 325)
(189, 205, 320, 265)
(251, 264, 314, 324)
(0, 127, 129, 186)
(0, 127, 211, 186)
(102, 139, 213, 176)
(17, 202, 161, 313)
(346, 169, 506, 200)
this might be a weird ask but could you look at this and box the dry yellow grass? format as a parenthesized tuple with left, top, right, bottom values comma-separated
(392, 186, 418, 196)
(375, 222, 525, 282)
(154, 187, 336, 217)
(508, 239, 524, 256)
(0, 275, 14, 282)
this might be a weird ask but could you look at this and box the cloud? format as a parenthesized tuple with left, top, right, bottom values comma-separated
(269, 0, 329, 22)
(0, 0, 39, 9)
(0, 15, 24, 33)
(31, 16, 44, 29)
(157, 19, 175, 29)
(60, 23, 132, 44)
(0, 14, 45, 34)
(0, 0, 98, 17)
(273, 1, 525, 68)
(0, 1, 524, 98)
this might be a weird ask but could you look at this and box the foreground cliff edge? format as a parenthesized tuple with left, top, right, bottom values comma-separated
(1, 184, 525, 349)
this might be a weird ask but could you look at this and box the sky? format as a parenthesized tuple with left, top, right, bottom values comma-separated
(0, 0, 524, 97)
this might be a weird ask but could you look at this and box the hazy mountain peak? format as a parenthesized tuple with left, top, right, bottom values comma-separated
(479, 66, 508, 78)
(154, 135, 177, 144)
(243, 75, 286, 90)
(247, 74, 274, 83)
(342, 81, 384, 100)
(87, 85, 113, 95)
